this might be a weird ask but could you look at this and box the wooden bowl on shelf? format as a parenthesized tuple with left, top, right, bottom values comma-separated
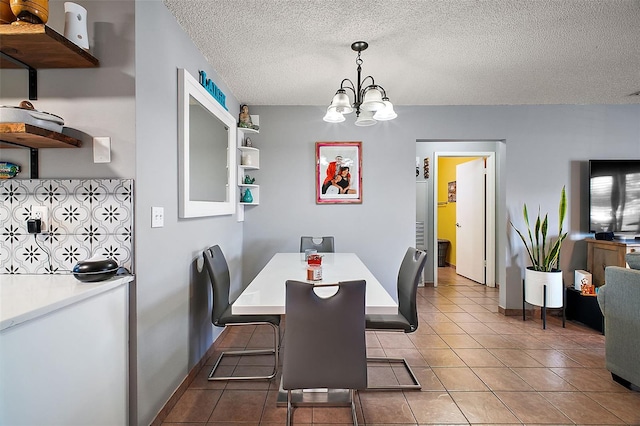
(10, 0, 48, 25)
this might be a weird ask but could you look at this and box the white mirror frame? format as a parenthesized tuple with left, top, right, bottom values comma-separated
(178, 68, 237, 218)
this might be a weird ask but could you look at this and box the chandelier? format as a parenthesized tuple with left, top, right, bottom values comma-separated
(323, 41, 397, 126)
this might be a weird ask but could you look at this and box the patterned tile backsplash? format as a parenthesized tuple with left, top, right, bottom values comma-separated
(0, 179, 134, 274)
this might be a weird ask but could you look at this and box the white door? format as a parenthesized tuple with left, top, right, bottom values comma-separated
(456, 158, 485, 283)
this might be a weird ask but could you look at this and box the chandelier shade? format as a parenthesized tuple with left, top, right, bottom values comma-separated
(322, 106, 346, 123)
(354, 110, 377, 127)
(373, 98, 397, 121)
(329, 89, 354, 114)
(360, 87, 385, 111)
(323, 41, 396, 125)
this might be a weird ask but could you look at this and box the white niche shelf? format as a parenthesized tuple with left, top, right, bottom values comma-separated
(237, 127, 260, 221)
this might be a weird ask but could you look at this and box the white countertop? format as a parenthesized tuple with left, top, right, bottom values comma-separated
(233, 253, 397, 315)
(0, 274, 133, 332)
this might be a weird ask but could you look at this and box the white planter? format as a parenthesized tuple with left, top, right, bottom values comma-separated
(524, 268, 564, 308)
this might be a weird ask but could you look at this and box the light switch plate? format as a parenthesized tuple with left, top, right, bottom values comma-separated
(93, 137, 111, 163)
(151, 206, 164, 228)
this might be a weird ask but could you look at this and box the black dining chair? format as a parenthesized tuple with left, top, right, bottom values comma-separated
(203, 245, 281, 381)
(365, 247, 427, 390)
(282, 280, 367, 426)
(299, 236, 335, 253)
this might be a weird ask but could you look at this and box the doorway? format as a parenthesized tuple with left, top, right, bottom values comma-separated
(433, 151, 496, 288)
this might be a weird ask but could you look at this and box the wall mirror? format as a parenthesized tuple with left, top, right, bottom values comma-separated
(178, 68, 236, 217)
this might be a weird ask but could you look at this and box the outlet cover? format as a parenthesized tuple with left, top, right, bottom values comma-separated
(31, 206, 48, 228)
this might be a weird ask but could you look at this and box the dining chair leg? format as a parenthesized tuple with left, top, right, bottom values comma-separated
(366, 357, 421, 390)
(286, 390, 293, 426)
(350, 389, 358, 426)
(208, 322, 280, 381)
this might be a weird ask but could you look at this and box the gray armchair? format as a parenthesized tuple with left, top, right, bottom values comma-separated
(300, 236, 335, 253)
(282, 280, 367, 425)
(597, 264, 640, 389)
(365, 247, 427, 390)
(203, 245, 280, 381)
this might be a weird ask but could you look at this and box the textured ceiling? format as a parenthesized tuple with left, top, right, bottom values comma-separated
(164, 0, 640, 106)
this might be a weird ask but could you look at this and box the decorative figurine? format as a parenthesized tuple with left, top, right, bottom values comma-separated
(244, 175, 255, 184)
(241, 188, 253, 203)
(238, 104, 259, 131)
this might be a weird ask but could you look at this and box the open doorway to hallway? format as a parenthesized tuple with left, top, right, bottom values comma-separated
(416, 141, 500, 289)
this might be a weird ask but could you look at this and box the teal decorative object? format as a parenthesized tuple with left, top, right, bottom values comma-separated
(242, 188, 253, 203)
(244, 175, 255, 184)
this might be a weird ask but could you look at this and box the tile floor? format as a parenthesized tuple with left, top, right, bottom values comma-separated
(160, 267, 640, 425)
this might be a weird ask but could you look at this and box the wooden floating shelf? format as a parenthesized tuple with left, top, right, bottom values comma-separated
(0, 24, 99, 69)
(0, 123, 82, 149)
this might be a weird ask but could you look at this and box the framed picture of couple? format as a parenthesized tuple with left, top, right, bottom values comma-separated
(316, 141, 362, 204)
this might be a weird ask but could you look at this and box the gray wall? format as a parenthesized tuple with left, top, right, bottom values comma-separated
(134, 2, 243, 424)
(0, 0, 135, 177)
(242, 104, 640, 312)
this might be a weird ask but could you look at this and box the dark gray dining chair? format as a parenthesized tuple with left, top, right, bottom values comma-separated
(299, 236, 335, 253)
(203, 245, 280, 381)
(282, 280, 367, 426)
(365, 247, 427, 390)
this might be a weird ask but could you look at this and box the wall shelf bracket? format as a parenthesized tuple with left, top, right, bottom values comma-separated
(0, 50, 37, 100)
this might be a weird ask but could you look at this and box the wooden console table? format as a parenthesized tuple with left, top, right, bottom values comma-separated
(586, 238, 640, 285)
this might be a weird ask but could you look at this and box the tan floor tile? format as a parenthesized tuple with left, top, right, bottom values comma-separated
(540, 391, 626, 424)
(359, 391, 416, 424)
(456, 321, 496, 334)
(503, 334, 551, 350)
(561, 348, 607, 368)
(586, 391, 640, 424)
(523, 349, 583, 368)
(421, 311, 454, 323)
(453, 348, 504, 367)
(420, 348, 466, 367)
(376, 332, 416, 349)
(472, 334, 520, 349)
(408, 333, 450, 349)
(208, 389, 267, 422)
(460, 303, 493, 313)
(511, 367, 577, 392)
(436, 303, 466, 313)
(263, 390, 314, 424)
(432, 366, 488, 391)
(164, 389, 221, 423)
(495, 390, 571, 424)
(405, 391, 468, 424)
(470, 311, 505, 322)
(444, 311, 478, 322)
(449, 391, 520, 423)
(550, 367, 628, 392)
(382, 348, 428, 367)
(488, 348, 545, 367)
(440, 333, 484, 348)
(411, 366, 446, 390)
(472, 367, 533, 391)
(430, 322, 466, 334)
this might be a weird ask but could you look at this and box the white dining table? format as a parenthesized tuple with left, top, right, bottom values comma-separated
(233, 252, 397, 406)
(232, 252, 397, 315)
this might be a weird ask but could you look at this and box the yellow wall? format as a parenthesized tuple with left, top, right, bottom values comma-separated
(437, 157, 477, 266)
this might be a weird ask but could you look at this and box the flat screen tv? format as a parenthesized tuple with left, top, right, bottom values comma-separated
(589, 159, 640, 237)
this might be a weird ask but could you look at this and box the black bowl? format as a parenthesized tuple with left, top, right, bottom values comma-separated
(73, 258, 119, 282)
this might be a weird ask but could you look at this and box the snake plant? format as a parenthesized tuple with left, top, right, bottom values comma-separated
(511, 186, 567, 272)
